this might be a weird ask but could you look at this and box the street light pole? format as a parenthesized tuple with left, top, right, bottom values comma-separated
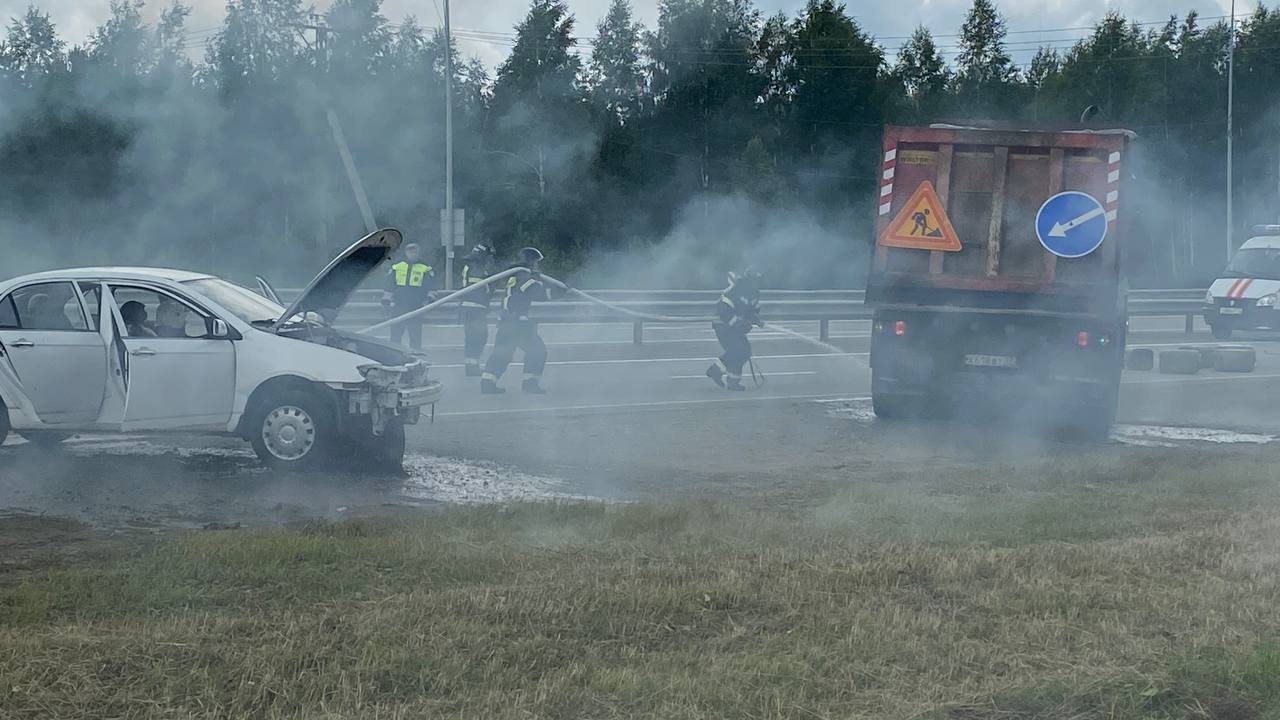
(1227, 0, 1236, 262)
(444, 0, 455, 290)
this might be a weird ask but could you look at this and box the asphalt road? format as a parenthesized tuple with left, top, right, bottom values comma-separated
(6, 314, 1280, 531)
(406, 315, 1280, 433)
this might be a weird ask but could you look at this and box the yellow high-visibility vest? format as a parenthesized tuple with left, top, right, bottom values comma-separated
(392, 261, 431, 287)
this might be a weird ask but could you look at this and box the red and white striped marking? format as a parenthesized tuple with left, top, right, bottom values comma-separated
(878, 147, 896, 216)
(1105, 151, 1121, 225)
(1226, 278, 1256, 298)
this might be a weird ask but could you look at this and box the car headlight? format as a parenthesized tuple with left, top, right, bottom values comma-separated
(1258, 294, 1278, 308)
(1206, 290, 1215, 304)
(358, 364, 396, 385)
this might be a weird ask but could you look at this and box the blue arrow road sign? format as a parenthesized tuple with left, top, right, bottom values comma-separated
(1035, 191, 1107, 258)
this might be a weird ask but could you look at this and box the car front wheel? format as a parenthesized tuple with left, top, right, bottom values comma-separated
(249, 390, 334, 470)
(363, 420, 406, 472)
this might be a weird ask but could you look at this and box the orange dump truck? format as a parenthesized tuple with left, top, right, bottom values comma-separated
(866, 124, 1134, 437)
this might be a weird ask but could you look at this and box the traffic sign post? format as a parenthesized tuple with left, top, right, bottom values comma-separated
(1035, 191, 1107, 259)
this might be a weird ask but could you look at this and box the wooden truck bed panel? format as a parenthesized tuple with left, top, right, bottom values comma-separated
(869, 125, 1130, 314)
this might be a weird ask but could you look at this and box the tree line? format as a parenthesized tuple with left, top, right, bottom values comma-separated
(2, 0, 1278, 286)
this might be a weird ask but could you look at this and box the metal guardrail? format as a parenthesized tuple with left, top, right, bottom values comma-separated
(279, 288, 1209, 344)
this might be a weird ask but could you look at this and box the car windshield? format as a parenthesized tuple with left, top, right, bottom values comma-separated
(183, 277, 290, 324)
(1224, 247, 1280, 280)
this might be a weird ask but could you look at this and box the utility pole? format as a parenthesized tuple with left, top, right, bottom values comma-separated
(444, 0, 455, 291)
(1227, 0, 1236, 262)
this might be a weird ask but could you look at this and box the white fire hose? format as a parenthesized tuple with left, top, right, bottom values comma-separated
(359, 269, 849, 374)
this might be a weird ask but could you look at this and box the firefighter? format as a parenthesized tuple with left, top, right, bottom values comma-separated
(706, 268, 763, 391)
(481, 247, 554, 395)
(459, 243, 497, 377)
(381, 243, 435, 350)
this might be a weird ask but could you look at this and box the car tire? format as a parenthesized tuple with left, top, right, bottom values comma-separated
(361, 420, 407, 472)
(1158, 349, 1201, 375)
(0, 401, 8, 445)
(1211, 323, 1233, 340)
(1125, 348, 1155, 371)
(248, 389, 334, 470)
(1214, 345, 1257, 373)
(17, 431, 73, 449)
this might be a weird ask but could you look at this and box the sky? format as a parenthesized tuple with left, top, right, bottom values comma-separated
(0, 0, 1241, 69)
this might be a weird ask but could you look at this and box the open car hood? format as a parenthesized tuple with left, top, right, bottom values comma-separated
(272, 228, 402, 333)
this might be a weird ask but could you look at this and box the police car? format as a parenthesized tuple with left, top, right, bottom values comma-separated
(1204, 226, 1280, 339)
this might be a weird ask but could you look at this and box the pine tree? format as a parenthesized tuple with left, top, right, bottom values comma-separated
(895, 25, 949, 121)
(955, 0, 1014, 85)
(589, 0, 644, 122)
(1025, 46, 1058, 89)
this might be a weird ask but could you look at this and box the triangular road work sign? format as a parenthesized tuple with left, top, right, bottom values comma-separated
(878, 181, 963, 252)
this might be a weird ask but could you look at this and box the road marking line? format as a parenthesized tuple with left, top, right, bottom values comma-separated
(669, 371, 816, 379)
(1124, 372, 1280, 385)
(436, 393, 857, 417)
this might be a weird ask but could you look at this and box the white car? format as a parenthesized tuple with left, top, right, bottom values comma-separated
(1204, 227, 1280, 339)
(0, 229, 442, 470)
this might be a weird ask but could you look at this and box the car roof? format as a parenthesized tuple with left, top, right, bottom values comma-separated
(1242, 237, 1280, 250)
(3, 267, 215, 285)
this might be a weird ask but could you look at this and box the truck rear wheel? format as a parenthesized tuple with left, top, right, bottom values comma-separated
(872, 391, 918, 420)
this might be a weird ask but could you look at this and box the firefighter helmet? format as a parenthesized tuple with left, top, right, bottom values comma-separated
(518, 247, 545, 267)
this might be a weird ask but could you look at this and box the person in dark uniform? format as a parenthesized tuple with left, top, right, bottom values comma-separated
(459, 243, 497, 377)
(381, 243, 435, 350)
(481, 247, 554, 395)
(706, 268, 763, 391)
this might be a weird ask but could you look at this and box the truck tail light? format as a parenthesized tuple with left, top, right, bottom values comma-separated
(894, 320, 906, 337)
(1076, 331, 1089, 348)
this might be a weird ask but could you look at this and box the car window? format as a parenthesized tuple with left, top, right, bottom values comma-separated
(0, 295, 16, 329)
(77, 282, 102, 331)
(5, 282, 89, 331)
(109, 286, 208, 339)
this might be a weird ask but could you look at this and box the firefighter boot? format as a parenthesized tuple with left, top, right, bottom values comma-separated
(725, 376, 746, 392)
(705, 363, 726, 388)
(522, 376, 547, 395)
(480, 374, 505, 394)
(465, 360, 483, 377)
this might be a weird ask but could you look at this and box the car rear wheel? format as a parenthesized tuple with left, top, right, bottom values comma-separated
(0, 402, 8, 445)
(18, 431, 73, 449)
(249, 390, 334, 470)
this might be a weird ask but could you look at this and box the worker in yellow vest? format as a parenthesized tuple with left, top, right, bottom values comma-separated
(381, 243, 436, 350)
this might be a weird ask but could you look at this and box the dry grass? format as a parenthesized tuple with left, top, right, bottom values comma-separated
(4, 451, 1280, 719)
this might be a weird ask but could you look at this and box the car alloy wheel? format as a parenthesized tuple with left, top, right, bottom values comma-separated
(261, 405, 317, 462)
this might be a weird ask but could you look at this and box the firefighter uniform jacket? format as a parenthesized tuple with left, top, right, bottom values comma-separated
(386, 260, 435, 307)
(460, 261, 494, 309)
(500, 269, 551, 321)
(714, 280, 761, 334)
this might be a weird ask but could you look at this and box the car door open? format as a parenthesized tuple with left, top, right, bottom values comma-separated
(105, 284, 237, 430)
(0, 281, 107, 424)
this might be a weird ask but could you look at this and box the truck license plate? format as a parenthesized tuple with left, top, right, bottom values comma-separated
(1220, 307, 1244, 315)
(965, 354, 1018, 368)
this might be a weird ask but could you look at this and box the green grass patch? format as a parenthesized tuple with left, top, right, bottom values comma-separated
(4, 453, 1280, 718)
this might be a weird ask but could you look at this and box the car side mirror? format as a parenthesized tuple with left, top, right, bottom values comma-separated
(206, 317, 231, 339)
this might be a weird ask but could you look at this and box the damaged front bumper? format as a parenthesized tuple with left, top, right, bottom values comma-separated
(339, 360, 444, 434)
